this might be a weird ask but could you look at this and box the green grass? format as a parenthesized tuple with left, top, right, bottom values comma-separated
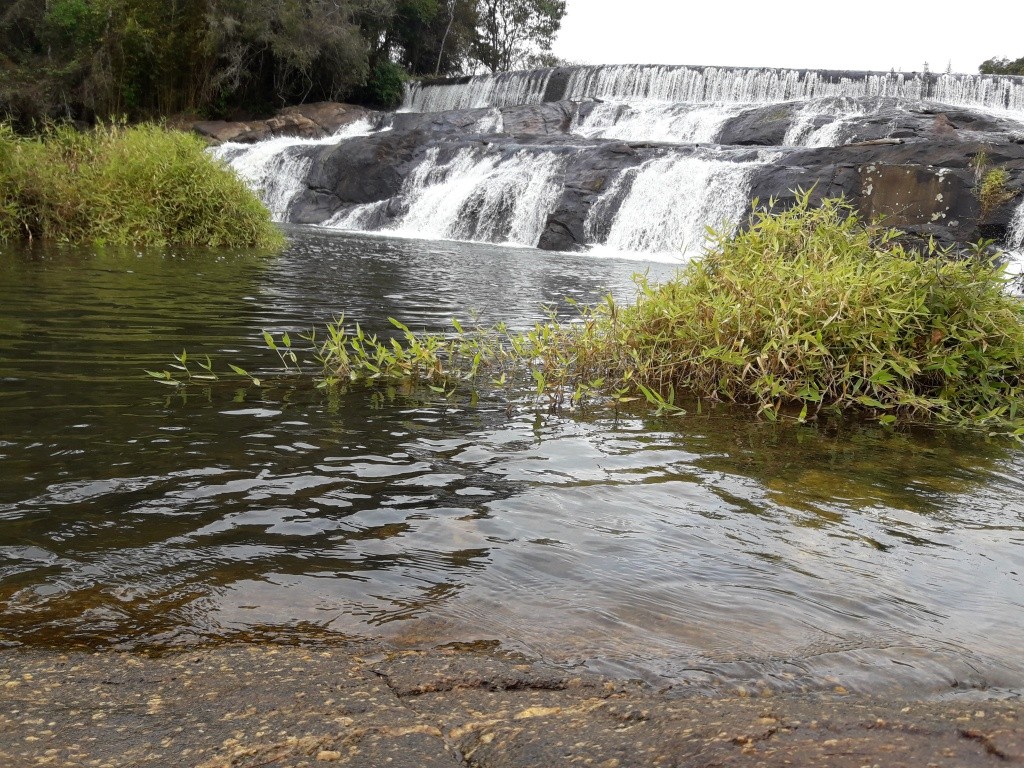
(0, 122, 283, 249)
(154, 193, 1024, 436)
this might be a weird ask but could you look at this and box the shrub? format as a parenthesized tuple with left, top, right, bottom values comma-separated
(320, 194, 1024, 434)
(354, 60, 407, 110)
(609, 194, 1024, 430)
(0, 122, 284, 249)
(154, 194, 1024, 436)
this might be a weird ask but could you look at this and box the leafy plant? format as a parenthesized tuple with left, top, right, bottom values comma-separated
(0, 121, 284, 248)
(972, 150, 1019, 220)
(152, 194, 1024, 437)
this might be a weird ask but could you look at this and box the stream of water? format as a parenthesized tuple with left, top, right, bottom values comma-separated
(1, 228, 1022, 699)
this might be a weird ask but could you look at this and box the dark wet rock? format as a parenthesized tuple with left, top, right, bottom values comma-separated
(289, 129, 433, 225)
(718, 103, 796, 146)
(253, 94, 1024, 252)
(754, 139, 1024, 247)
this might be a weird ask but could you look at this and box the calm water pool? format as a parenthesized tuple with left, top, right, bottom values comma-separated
(1, 227, 1022, 699)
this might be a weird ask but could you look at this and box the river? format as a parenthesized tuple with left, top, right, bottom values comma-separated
(1, 227, 1022, 699)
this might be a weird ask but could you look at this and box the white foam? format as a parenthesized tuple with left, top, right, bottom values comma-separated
(589, 154, 760, 259)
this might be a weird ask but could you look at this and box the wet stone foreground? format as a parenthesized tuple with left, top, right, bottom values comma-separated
(1, 642, 1022, 767)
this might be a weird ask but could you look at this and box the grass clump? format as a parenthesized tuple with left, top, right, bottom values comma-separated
(972, 150, 1019, 220)
(0, 122, 283, 248)
(154, 194, 1024, 435)
(342, 194, 1024, 432)
(611, 194, 1024, 430)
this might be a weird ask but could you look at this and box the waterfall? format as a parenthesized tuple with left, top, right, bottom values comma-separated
(1010, 199, 1024, 251)
(329, 147, 568, 247)
(570, 102, 749, 144)
(214, 65, 1023, 260)
(783, 98, 871, 147)
(403, 65, 1024, 114)
(211, 119, 384, 221)
(402, 70, 553, 113)
(587, 154, 760, 258)
(1001, 200, 1024, 292)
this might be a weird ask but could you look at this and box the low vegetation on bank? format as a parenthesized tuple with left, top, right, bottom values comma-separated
(156, 195, 1024, 436)
(0, 123, 283, 248)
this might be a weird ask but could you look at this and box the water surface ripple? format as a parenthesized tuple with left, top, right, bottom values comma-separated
(1, 229, 1022, 699)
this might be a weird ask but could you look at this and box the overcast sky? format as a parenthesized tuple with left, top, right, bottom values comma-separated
(552, 1, 1020, 75)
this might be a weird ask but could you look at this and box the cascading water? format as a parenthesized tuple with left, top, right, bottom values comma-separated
(329, 147, 568, 247)
(402, 70, 553, 112)
(214, 64, 1024, 260)
(570, 102, 750, 144)
(782, 98, 871, 146)
(1010, 199, 1024, 251)
(210, 119, 384, 220)
(404, 65, 1024, 114)
(587, 154, 761, 258)
(1005, 200, 1024, 288)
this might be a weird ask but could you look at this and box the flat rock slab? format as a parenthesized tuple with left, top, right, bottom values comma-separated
(1, 643, 1022, 767)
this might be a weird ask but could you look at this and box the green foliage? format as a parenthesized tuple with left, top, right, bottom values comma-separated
(972, 150, 1019, 220)
(325, 194, 1024, 435)
(979, 56, 1024, 76)
(155, 195, 1024, 437)
(977, 168, 1017, 219)
(0, 122, 284, 248)
(1, 0, 564, 123)
(608, 194, 1024, 432)
(354, 60, 408, 109)
(473, 0, 566, 73)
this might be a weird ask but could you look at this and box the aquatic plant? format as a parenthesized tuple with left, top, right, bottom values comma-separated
(0, 122, 284, 248)
(152, 194, 1024, 436)
(972, 150, 1019, 220)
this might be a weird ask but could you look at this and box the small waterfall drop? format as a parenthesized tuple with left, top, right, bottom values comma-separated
(783, 98, 870, 146)
(212, 118, 383, 221)
(403, 65, 1024, 114)
(330, 147, 568, 247)
(999, 200, 1024, 292)
(403, 70, 553, 112)
(571, 102, 749, 144)
(588, 154, 760, 258)
(1009, 198, 1024, 251)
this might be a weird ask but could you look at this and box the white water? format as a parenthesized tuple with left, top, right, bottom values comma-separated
(329, 147, 568, 247)
(403, 70, 553, 112)
(781, 98, 872, 146)
(570, 102, 748, 144)
(405, 65, 1024, 114)
(1010, 198, 1024, 251)
(211, 119, 383, 220)
(1005, 200, 1024, 294)
(588, 154, 761, 259)
(215, 66, 1024, 259)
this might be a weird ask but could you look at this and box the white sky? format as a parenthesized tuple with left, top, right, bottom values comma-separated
(552, 0, 1020, 75)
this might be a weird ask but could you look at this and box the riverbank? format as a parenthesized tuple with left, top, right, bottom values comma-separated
(1, 641, 1021, 767)
(0, 123, 283, 248)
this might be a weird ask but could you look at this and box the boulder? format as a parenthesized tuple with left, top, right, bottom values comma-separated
(190, 103, 375, 145)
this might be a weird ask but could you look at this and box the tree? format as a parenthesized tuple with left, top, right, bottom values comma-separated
(472, 0, 565, 73)
(979, 57, 1024, 76)
(205, 0, 370, 109)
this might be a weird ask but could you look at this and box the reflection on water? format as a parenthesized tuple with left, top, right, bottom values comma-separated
(1, 228, 1023, 699)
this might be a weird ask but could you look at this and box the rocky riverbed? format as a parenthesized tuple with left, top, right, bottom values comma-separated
(197, 94, 1024, 255)
(2, 642, 1022, 767)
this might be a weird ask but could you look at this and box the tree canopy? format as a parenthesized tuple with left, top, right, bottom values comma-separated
(0, 0, 567, 126)
(473, 0, 566, 73)
(979, 57, 1024, 76)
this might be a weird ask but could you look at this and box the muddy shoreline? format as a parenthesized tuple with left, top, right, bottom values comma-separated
(1, 641, 1021, 767)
